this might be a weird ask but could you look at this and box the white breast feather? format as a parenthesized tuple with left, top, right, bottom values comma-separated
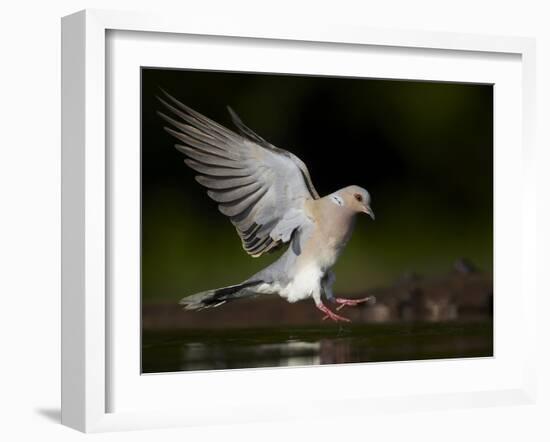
(257, 266, 323, 303)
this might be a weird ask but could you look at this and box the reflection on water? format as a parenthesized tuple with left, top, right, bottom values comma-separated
(181, 340, 321, 371)
(142, 321, 493, 373)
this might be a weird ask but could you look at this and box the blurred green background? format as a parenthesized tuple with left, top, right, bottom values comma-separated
(141, 68, 493, 303)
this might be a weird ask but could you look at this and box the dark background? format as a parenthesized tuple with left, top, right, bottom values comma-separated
(141, 68, 493, 304)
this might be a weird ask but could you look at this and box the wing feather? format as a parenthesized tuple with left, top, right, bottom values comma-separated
(177, 148, 242, 169)
(158, 95, 238, 143)
(218, 186, 269, 218)
(195, 174, 259, 190)
(158, 91, 319, 257)
(207, 182, 264, 203)
(183, 159, 250, 176)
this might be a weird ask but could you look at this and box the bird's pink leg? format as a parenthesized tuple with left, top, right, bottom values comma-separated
(334, 296, 375, 311)
(316, 301, 351, 322)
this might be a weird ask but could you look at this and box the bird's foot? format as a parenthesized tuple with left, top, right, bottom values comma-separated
(334, 295, 375, 311)
(316, 302, 351, 322)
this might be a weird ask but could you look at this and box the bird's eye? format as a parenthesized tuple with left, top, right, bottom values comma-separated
(354, 193, 363, 202)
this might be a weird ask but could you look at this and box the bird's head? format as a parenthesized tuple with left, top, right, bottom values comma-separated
(333, 185, 375, 220)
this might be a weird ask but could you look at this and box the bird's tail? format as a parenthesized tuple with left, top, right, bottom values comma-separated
(179, 280, 263, 311)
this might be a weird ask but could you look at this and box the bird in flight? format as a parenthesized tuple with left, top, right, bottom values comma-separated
(157, 91, 375, 322)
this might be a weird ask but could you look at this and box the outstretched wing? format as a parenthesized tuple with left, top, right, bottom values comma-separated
(157, 91, 319, 257)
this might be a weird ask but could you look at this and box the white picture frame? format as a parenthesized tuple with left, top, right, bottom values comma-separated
(61, 9, 537, 433)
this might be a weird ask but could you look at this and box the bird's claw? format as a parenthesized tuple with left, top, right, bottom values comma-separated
(317, 302, 351, 322)
(334, 296, 375, 311)
(321, 312, 351, 322)
(321, 314, 343, 321)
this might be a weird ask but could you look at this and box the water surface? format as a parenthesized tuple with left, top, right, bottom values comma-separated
(142, 321, 492, 373)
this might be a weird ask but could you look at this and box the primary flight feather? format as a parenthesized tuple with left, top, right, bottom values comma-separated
(158, 91, 375, 322)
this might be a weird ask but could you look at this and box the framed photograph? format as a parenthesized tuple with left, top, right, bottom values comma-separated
(61, 9, 537, 432)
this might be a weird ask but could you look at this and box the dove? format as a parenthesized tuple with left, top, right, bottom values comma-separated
(157, 91, 375, 322)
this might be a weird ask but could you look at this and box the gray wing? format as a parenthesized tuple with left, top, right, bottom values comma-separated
(157, 91, 320, 258)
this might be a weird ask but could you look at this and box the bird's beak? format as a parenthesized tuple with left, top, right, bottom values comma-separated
(362, 205, 375, 220)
